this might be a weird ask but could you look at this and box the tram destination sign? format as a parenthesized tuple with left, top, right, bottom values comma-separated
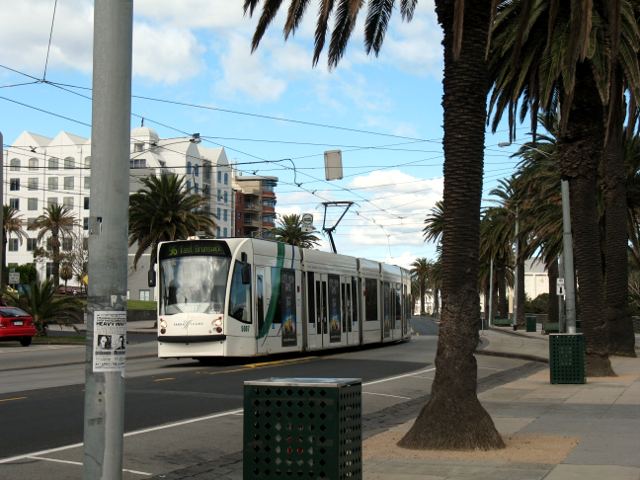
(159, 240, 230, 259)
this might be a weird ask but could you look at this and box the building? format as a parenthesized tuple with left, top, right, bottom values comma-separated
(233, 175, 278, 238)
(2, 127, 235, 301)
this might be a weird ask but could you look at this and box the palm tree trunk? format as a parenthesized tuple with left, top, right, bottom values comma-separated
(497, 262, 507, 318)
(547, 258, 559, 324)
(559, 63, 615, 376)
(603, 71, 636, 357)
(420, 282, 426, 315)
(399, 0, 503, 450)
(516, 240, 525, 327)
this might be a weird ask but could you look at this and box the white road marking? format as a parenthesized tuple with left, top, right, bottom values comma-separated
(27, 456, 152, 476)
(363, 391, 411, 400)
(363, 367, 436, 386)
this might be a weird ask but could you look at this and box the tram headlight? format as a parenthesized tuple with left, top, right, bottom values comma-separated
(159, 319, 167, 334)
(213, 318, 223, 334)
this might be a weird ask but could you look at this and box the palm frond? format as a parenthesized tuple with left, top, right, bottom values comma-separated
(250, 0, 285, 52)
(364, 0, 394, 56)
(284, 0, 312, 39)
(328, 0, 364, 68)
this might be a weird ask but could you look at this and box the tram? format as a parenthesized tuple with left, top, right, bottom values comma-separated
(153, 238, 411, 359)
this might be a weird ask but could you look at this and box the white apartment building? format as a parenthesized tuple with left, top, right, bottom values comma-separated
(2, 127, 233, 300)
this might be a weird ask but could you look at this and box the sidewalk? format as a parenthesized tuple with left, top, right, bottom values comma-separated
(156, 328, 640, 480)
(363, 328, 640, 479)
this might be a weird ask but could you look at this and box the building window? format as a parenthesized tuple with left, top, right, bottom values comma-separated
(64, 157, 75, 169)
(9, 158, 20, 171)
(186, 180, 191, 191)
(133, 142, 144, 153)
(139, 289, 150, 301)
(84, 156, 91, 168)
(83, 237, 88, 249)
(84, 197, 90, 210)
(63, 197, 74, 208)
(8, 239, 19, 252)
(217, 207, 221, 219)
(224, 191, 228, 203)
(9, 178, 20, 191)
(84, 176, 90, 190)
(27, 238, 37, 251)
(48, 197, 58, 207)
(83, 217, 89, 230)
(64, 177, 74, 190)
(28, 198, 38, 210)
(62, 237, 73, 251)
(216, 227, 220, 237)
(223, 227, 228, 237)
(224, 172, 229, 185)
(186, 162, 192, 175)
(193, 183, 199, 194)
(130, 158, 147, 169)
(27, 218, 37, 229)
(48, 157, 59, 170)
(203, 185, 210, 195)
(28, 178, 38, 191)
(46, 262, 55, 278)
(193, 165, 199, 177)
(48, 177, 58, 190)
(29, 158, 38, 170)
(223, 209, 228, 221)
(217, 171, 222, 183)
(9, 198, 19, 210)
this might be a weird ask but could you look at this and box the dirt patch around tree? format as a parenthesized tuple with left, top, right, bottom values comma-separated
(363, 421, 579, 464)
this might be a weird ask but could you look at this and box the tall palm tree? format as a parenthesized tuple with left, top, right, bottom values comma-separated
(488, 0, 640, 375)
(245, 0, 503, 451)
(2, 205, 28, 287)
(129, 174, 216, 270)
(29, 205, 77, 288)
(272, 214, 320, 248)
(410, 258, 431, 315)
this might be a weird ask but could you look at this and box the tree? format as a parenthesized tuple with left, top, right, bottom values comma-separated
(60, 263, 73, 290)
(128, 174, 216, 270)
(5, 279, 83, 335)
(245, 0, 503, 450)
(29, 205, 77, 288)
(272, 214, 321, 248)
(2, 205, 28, 287)
(410, 258, 431, 315)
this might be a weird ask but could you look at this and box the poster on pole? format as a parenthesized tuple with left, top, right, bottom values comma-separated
(93, 311, 127, 373)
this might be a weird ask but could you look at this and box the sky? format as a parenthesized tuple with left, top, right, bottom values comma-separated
(0, 0, 521, 269)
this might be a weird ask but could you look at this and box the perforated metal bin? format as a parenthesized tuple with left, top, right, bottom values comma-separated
(243, 377, 362, 480)
(549, 333, 585, 384)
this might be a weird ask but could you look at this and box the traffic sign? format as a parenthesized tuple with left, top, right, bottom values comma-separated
(302, 225, 315, 233)
(8, 272, 20, 285)
(301, 213, 314, 226)
(556, 278, 565, 296)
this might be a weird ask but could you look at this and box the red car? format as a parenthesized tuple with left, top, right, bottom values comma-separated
(0, 306, 37, 346)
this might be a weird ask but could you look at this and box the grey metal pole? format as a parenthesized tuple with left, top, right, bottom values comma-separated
(558, 253, 566, 333)
(512, 209, 519, 329)
(0, 131, 4, 289)
(488, 256, 494, 328)
(561, 179, 577, 334)
(83, 1, 133, 479)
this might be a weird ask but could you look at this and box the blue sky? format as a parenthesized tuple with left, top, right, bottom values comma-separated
(0, 0, 520, 268)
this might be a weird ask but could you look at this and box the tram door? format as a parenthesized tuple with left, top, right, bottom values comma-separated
(310, 274, 329, 348)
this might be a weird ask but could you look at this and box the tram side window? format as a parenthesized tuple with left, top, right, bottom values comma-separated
(229, 261, 252, 323)
(307, 272, 315, 323)
(365, 278, 378, 321)
(395, 284, 402, 322)
(271, 268, 296, 326)
(257, 273, 264, 332)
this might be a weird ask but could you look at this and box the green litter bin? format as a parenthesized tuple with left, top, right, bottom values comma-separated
(549, 333, 585, 384)
(244, 377, 362, 480)
(526, 315, 537, 332)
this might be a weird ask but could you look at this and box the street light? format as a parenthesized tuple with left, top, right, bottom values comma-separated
(497, 142, 576, 333)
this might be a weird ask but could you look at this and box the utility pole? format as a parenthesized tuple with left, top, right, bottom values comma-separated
(0, 132, 4, 289)
(561, 179, 577, 334)
(83, 1, 133, 479)
(512, 208, 519, 330)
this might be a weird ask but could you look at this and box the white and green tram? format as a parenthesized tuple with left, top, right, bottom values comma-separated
(154, 238, 412, 360)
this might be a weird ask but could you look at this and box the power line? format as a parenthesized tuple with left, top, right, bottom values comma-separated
(43, 0, 59, 81)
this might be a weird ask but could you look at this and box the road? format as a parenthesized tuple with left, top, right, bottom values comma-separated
(0, 318, 535, 479)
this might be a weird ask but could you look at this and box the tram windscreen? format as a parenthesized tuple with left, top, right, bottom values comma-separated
(159, 255, 230, 315)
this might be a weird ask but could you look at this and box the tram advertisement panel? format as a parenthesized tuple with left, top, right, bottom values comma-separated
(280, 269, 297, 347)
(328, 274, 341, 343)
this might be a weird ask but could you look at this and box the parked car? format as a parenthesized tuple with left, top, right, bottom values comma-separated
(0, 306, 37, 346)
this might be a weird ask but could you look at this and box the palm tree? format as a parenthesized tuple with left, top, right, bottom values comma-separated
(2, 205, 28, 287)
(6, 279, 83, 335)
(29, 204, 77, 288)
(129, 174, 216, 270)
(272, 214, 320, 248)
(487, 1, 640, 375)
(410, 258, 431, 315)
(245, 0, 503, 451)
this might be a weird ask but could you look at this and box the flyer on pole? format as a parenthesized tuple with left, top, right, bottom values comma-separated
(93, 311, 127, 372)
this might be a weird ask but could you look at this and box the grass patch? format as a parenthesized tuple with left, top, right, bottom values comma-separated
(33, 335, 86, 345)
(128, 300, 157, 311)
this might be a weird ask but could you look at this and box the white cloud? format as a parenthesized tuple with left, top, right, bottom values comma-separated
(133, 22, 204, 84)
(134, 0, 247, 30)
